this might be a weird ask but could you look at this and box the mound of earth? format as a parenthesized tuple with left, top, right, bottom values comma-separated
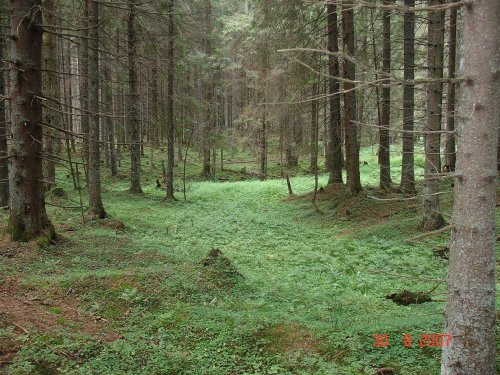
(199, 248, 242, 289)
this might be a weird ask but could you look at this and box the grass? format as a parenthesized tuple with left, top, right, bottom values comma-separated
(0, 145, 497, 374)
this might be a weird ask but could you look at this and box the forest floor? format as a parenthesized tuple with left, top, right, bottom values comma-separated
(0, 147, 498, 374)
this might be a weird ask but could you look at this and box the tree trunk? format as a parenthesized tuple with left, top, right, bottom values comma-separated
(0, 4, 8, 207)
(128, 0, 142, 193)
(166, 0, 175, 200)
(444, 2, 457, 172)
(342, 0, 362, 195)
(151, 66, 160, 147)
(400, 0, 416, 194)
(87, 0, 106, 219)
(259, 0, 269, 180)
(202, 0, 212, 178)
(80, 0, 89, 173)
(310, 83, 318, 174)
(327, 2, 343, 184)
(42, 0, 57, 190)
(441, 1, 498, 373)
(102, 61, 117, 177)
(379, 0, 392, 189)
(9, 0, 54, 241)
(422, 0, 445, 230)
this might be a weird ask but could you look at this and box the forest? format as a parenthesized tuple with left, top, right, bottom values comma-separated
(0, 0, 498, 374)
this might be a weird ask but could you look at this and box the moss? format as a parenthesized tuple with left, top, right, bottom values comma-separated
(34, 235, 51, 249)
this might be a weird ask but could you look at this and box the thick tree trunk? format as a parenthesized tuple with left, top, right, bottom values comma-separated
(327, 2, 343, 184)
(444, 2, 457, 172)
(379, 0, 392, 189)
(0, 6, 8, 207)
(87, 0, 106, 218)
(342, 1, 362, 195)
(102, 61, 117, 177)
(400, 0, 416, 194)
(128, 0, 142, 193)
(441, 1, 498, 373)
(166, 0, 175, 200)
(422, 0, 445, 230)
(9, 0, 54, 241)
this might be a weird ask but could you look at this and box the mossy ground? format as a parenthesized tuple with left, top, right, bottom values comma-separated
(0, 146, 498, 374)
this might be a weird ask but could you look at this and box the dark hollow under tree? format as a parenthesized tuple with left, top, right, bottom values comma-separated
(8, 0, 54, 241)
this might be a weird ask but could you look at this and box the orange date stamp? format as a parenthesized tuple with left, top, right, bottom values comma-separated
(373, 333, 451, 348)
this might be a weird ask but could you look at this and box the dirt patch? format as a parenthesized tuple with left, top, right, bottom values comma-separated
(253, 324, 318, 356)
(0, 237, 38, 260)
(0, 278, 120, 366)
(386, 290, 432, 306)
(375, 368, 395, 375)
(100, 219, 126, 232)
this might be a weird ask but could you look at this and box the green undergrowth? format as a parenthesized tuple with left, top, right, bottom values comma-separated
(0, 147, 497, 375)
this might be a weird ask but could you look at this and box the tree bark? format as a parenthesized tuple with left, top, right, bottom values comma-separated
(87, 0, 106, 218)
(422, 0, 445, 230)
(202, 0, 212, 178)
(327, 2, 343, 184)
(444, 1, 457, 171)
(259, 0, 269, 180)
(400, 0, 416, 194)
(0, 3, 8, 207)
(102, 60, 117, 177)
(151, 65, 160, 147)
(379, 0, 392, 189)
(42, 0, 57, 190)
(166, 0, 175, 200)
(342, 0, 362, 195)
(128, 0, 142, 193)
(8, 0, 54, 241)
(310, 83, 318, 175)
(80, 0, 89, 173)
(441, 1, 498, 373)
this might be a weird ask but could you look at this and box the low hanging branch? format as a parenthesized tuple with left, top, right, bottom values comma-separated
(405, 225, 452, 243)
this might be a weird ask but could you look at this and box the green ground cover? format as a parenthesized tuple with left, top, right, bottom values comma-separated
(0, 147, 497, 374)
